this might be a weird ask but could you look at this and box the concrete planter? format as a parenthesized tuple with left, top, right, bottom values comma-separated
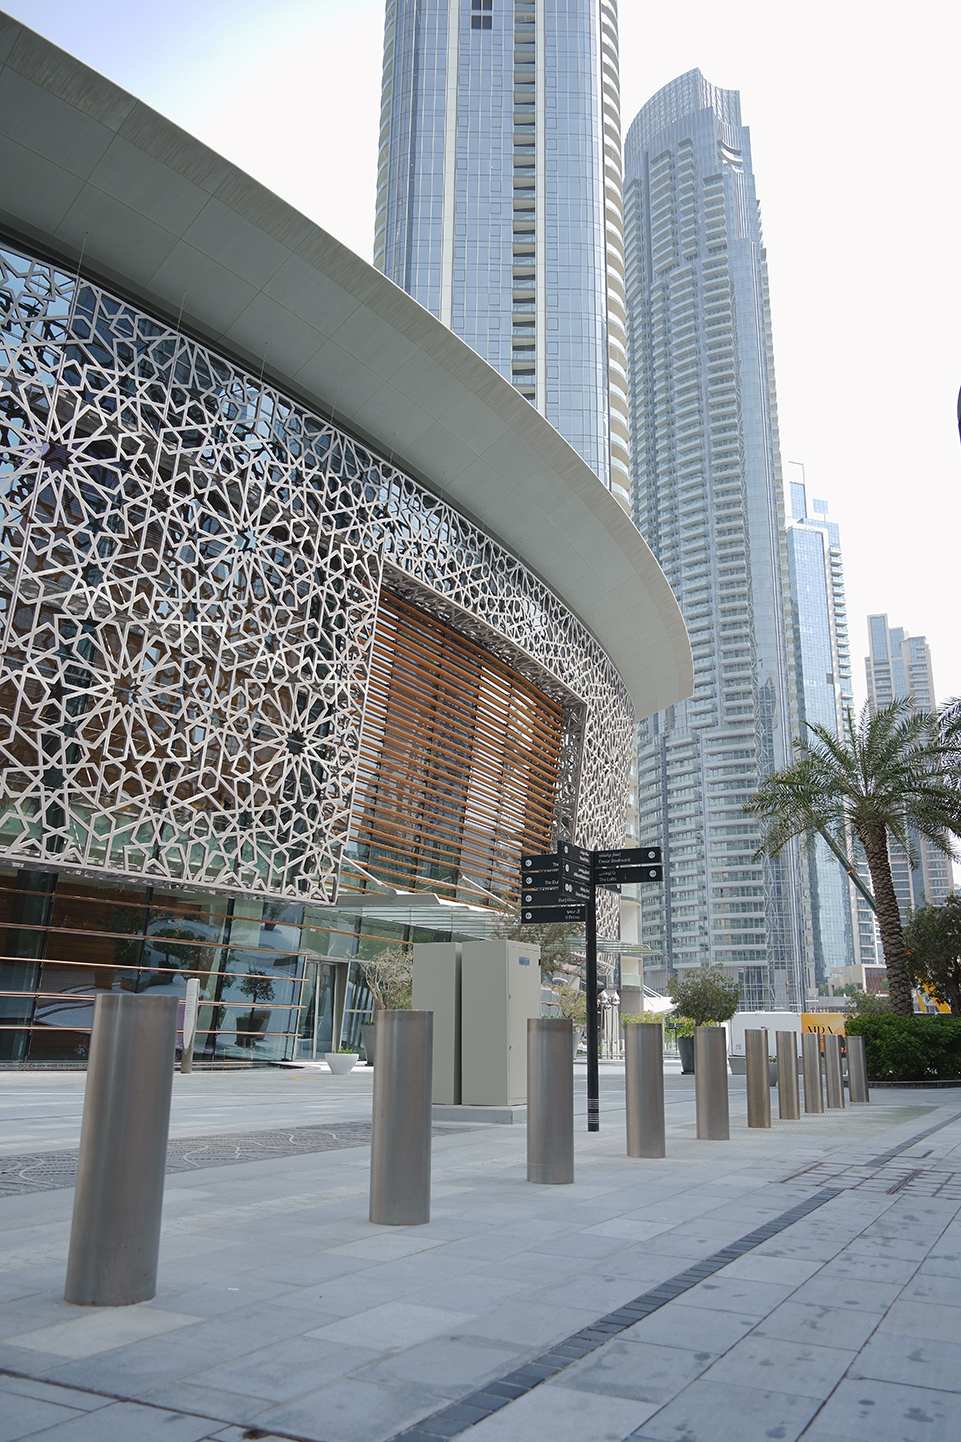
(325, 1052, 358, 1075)
(678, 1035, 695, 1073)
(729, 1055, 778, 1085)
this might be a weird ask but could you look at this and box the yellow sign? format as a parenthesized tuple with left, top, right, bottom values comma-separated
(802, 1013, 846, 1036)
(920, 986, 951, 1015)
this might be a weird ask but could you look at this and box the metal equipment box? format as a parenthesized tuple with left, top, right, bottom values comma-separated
(460, 940, 541, 1106)
(411, 942, 462, 1104)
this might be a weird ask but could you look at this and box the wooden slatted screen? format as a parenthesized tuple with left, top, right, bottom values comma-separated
(351, 592, 564, 901)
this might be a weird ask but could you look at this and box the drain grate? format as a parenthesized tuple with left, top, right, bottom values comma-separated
(781, 1157, 961, 1199)
(0, 1121, 473, 1197)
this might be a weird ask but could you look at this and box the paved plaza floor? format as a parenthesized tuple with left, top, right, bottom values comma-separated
(1, 1064, 960, 1442)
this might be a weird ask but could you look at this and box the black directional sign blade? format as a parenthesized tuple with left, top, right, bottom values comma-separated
(521, 903, 587, 925)
(525, 881, 586, 904)
(560, 863, 591, 900)
(595, 846, 662, 866)
(521, 853, 559, 875)
(596, 865, 663, 885)
(521, 872, 561, 893)
(594, 847, 638, 866)
(561, 859, 592, 885)
(558, 840, 592, 866)
(629, 865, 663, 884)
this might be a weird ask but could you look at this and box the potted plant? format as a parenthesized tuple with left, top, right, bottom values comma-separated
(667, 965, 741, 1072)
(673, 1016, 697, 1073)
(552, 978, 587, 1056)
(235, 972, 275, 1048)
(325, 1046, 360, 1075)
(359, 947, 413, 1064)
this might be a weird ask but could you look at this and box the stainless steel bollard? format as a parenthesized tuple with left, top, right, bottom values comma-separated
(180, 977, 199, 1075)
(847, 1034, 870, 1104)
(528, 1018, 574, 1183)
(824, 1033, 845, 1109)
(694, 1026, 729, 1140)
(624, 1022, 666, 1158)
(64, 993, 178, 1306)
(369, 1010, 433, 1225)
(745, 1029, 772, 1128)
(802, 1032, 824, 1113)
(776, 1031, 801, 1120)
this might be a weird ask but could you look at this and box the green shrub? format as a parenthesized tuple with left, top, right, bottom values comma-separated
(845, 1013, 961, 1081)
(667, 965, 740, 1027)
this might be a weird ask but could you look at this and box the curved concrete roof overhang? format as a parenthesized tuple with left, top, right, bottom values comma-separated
(0, 14, 693, 719)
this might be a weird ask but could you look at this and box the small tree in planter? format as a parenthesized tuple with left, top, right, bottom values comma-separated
(668, 965, 740, 1072)
(550, 978, 588, 1056)
(361, 947, 413, 1010)
(358, 947, 412, 1064)
(236, 972, 275, 1046)
(552, 979, 587, 1024)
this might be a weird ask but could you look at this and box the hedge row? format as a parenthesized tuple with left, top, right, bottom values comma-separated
(845, 1014, 961, 1081)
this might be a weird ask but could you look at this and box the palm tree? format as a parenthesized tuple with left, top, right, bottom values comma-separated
(744, 701, 961, 1015)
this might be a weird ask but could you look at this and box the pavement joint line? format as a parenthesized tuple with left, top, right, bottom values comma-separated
(384, 1185, 845, 1442)
(0, 1366, 326, 1442)
(0, 1185, 845, 1442)
(775, 1182, 961, 1442)
(864, 1107, 961, 1167)
(3, 1102, 958, 1438)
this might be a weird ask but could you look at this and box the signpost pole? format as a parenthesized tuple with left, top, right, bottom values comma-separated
(585, 856, 599, 1133)
(523, 842, 662, 1138)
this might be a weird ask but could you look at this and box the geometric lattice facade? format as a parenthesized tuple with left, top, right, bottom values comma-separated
(0, 240, 634, 904)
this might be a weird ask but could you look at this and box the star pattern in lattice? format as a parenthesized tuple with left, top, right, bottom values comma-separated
(0, 242, 633, 903)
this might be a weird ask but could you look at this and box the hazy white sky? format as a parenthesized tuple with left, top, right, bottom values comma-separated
(8, 0, 961, 711)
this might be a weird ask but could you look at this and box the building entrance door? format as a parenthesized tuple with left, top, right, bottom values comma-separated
(298, 961, 335, 1059)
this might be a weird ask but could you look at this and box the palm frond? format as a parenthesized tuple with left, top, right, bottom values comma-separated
(745, 698, 961, 865)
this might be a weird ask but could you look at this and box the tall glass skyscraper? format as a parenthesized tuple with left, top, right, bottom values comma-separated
(374, 0, 629, 503)
(866, 615, 952, 918)
(625, 70, 807, 1008)
(785, 479, 856, 990)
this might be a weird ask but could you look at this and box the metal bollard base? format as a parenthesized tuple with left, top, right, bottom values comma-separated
(801, 1032, 824, 1113)
(369, 1011, 433, 1225)
(694, 1026, 729, 1140)
(776, 1031, 801, 1120)
(64, 993, 178, 1306)
(847, 1033, 870, 1104)
(528, 1018, 574, 1183)
(745, 1029, 772, 1129)
(625, 1022, 666, 1158)
(824, 1032, 845, 1109)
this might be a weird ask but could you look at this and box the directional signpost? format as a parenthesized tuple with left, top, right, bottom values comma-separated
(519, 843, 663, 1132)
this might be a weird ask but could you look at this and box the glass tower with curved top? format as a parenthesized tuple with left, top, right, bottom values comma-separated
(624, 70, 807, 1008)
(375, 0, 628, 504)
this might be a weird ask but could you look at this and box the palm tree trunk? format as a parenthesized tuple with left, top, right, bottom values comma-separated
(860, 830, 914, 1014)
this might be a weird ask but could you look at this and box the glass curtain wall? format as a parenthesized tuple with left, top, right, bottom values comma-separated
(625, 71, 807, 1008)
(0, 869, 470, 1064)
(375, 0, 621, 497)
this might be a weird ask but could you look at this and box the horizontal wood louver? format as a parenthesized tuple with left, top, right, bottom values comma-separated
(351, 592, 564, 901)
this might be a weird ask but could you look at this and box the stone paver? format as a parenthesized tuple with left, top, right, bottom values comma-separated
(809, 1376, 958, 1440)
(0, 1068, 959, 1441)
